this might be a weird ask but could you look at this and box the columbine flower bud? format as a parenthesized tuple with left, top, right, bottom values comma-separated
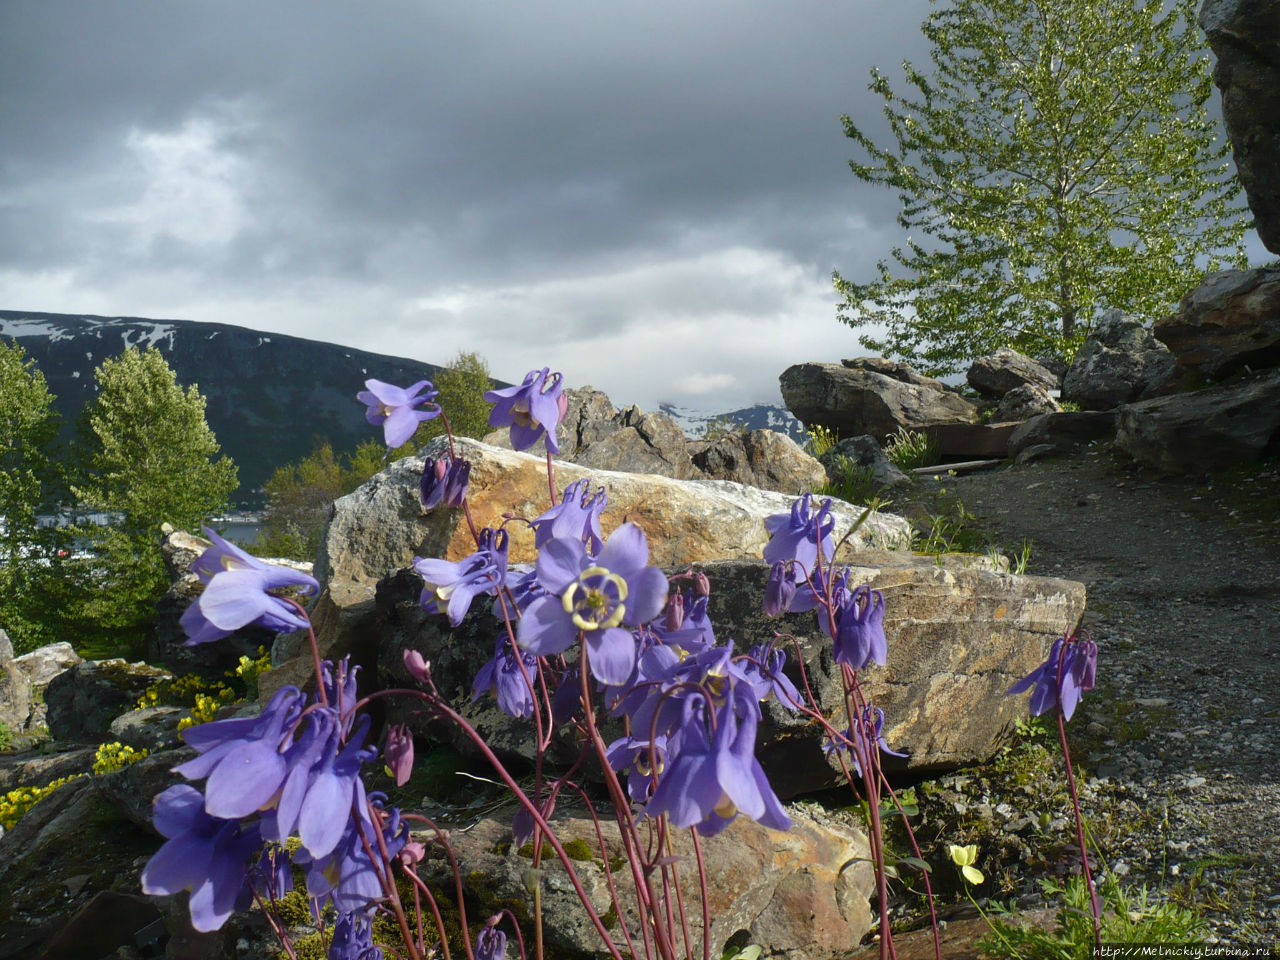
(397, 840, 427, 867)
(384, 723, 414, 787)
(763, 561, 797, 617)
(692, 571, 711, 597)
(665, 592, 685, 632)
(404, 649, 432, 684)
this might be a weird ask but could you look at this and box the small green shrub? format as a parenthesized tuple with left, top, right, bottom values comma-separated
(883, 427, 939, 470)
(803, 424, 839, 458)
(820, 456, 881, 506)
(0, 720, 12, 753)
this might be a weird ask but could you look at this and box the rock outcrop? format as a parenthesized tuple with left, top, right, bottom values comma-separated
(779, 358, 977, 440)
(967, 347, 1059, 399)
(485, 386, 828, 495)
(996, 383, 1062, 421)
(0, 638, 82, 735)
(1062, 310, 1176, 409)
(44, 659, 171, 743)
(377, 556, 1086, 791)
(1200, 0, 1280, 254)
(1154, 266, 1280, 382)
(265, 437, 912, 697)
(1007, 411, 1118, 464)
(412, 805, 875, 960)
(1114, 369, 1280, 472)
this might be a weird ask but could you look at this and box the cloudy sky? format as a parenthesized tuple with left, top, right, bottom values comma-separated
(0, 2, 1266, 416)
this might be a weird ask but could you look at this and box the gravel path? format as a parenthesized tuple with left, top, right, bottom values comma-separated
(910, 448, 1280, 943)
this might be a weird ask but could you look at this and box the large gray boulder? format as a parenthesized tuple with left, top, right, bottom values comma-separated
(688, 428, 828, 495)
(1062, 310, 1177, 409)
(263, 437, 912, 699)
(1007, 411, 1118, 463)
(996, 383, 1062, 422)
(44, 659, 171, 743)
(1154, 266, 1280, 382)
(1115, 369, 1280, 472)
(377, 556, 1085, 792)
(1200, 0, 1280, 254)
(967, 347, 1060, 398)
(779, 358, 977, 441)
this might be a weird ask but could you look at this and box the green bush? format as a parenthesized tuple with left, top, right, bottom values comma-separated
(883, 427, 938, 471)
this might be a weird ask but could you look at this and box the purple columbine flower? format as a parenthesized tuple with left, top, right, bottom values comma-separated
(328, 912, 384, 960)
(357, 378, 441, 449)
(606, 734, 669, 803)
(822, 706, 908, 777)
(530, 477, 608, 552)
(414, 529, 509, 627)
(742, 644, 802, 710)
(517, 523, 668, 685)
(826, 583, 887, 671)
(297, 792, 407, 916)
(180, 528, 320, 646)
(476, 920, 508, 960)
(141, 784, 262, 932)
(420, 456, 471, 510)
(763, 493, 835, 577)
(646, 698, 790, 836)
(485, 367, 568, 454)
(472, 639, 539, 719)
(1007, 634, 1098, 721)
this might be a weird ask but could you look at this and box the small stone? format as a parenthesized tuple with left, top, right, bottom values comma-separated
(64, 874, 91, 896)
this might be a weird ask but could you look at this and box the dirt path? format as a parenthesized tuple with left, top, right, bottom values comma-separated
(901, 448, 1280, 942)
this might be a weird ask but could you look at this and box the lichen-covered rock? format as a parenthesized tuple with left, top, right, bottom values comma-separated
(967, 347, 1060, 398)
(1115, 369, 1280, 471)
(1200, 0, 1280, 254)
(0, 640, 83, 736)
(779, 358, 977, 441)
(1154, 266, 1280, 381)
(44, 660, 172, 743)
(413, 804, 875, 960)
(266, 438, 912, 698)
(1062, 310, 1177, 409)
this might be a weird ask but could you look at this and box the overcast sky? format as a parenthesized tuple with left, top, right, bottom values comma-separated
(0, 2, 1268, 416)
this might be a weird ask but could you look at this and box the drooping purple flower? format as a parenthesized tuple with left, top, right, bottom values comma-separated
(173, 685, 304, 819)
(403, 649, 432, 685)
(476, 921, 508, 960)
(414, 529, 509, 627)
(328, 912, 384, 960)
(420, 456, 472, 511)
(298, 791, 407, 916)
(384, 724, 414, 788)
(472, 639, 539, 719)
(530, 478, 607, 552)
(277, 714, 378, 860)
(357, 378, 441, 449)
(180, 528, 320, 646)
(1007, 634, 1098, 721)
(646, 698, 790, 836)
(742, 644, 802, 710)
(517, 523, 668, 685)
(762, 493, 835, 577)
(484, 367, 568, 454)
(822, 706, 908, 777)
(826, 583, 887, 671)
(141, 785, 262, 932)
(606, 734, 669, 803)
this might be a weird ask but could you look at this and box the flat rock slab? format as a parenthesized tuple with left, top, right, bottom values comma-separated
(925, 422, 1021, 459)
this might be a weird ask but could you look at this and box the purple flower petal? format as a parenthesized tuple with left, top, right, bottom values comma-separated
(204, 740, 288, 819)
(585, 627, 637, 685)
(596, 522, 649, 578)
(622, 565, 669, 626)
(517, 596, 579, 655)
(536, 537, 586, 595)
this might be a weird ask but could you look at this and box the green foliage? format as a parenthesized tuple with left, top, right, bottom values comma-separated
(69, 346, 238, 657)
(802, 424, 839, 457)
(700, 416, 748, 441)
(257, 438, 387, 561)
(403, 350, 496, 452)
(883, 426, 939, 470)
(820, 456, 881, 507)
(0, 339, 73, 653)
(0, 720, 11, 753)
(981, 874, 1206, 958)
(833, 0, 1249, 373)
